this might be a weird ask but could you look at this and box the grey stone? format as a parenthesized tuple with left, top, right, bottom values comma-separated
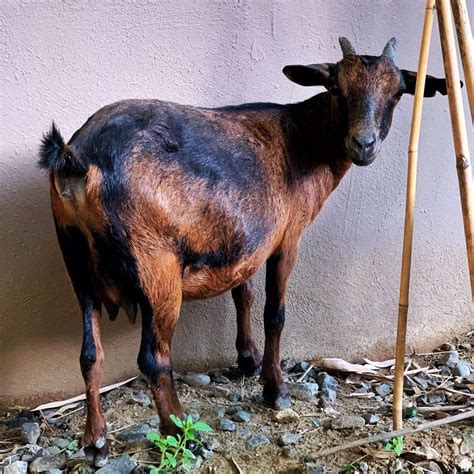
(227, 392, 242, 402)
(282, 446, 298, 458)
(95, 455, 135, 474)
(65, 448, 86, 470)
(236, 428, 253, 440)
(375, 383, 392, 397)
(279, 432, 301, 446)
(363, 414, 380, 425)
(149, 415, 160, 428)
(457, 457, 472, 471)
(116, 424, 150, 442)
(426, 447, 440, 459)
(200, 448, 214, 460)
(305, 463, 326, 474)
(182, 373, 211, 387)
(245, 433, 269, 450)
(46, 470, 63, 474)
(232, 410, 251, 423)
(187, 409, 200, 422)
(452, 361, 471, 378)
(3, 461, 28, 474)
(193, 455, 204, 470)
(127, 391, 151, 407)
(288, 382, 319, 401)
(359, 461, 369, 471)
(292, 361, 311, 373)
(52, 438, 71, 450)
(315, 372, 338, 390)
(280, 357, 297, 373)
(320, 388, 337, 402)
(20, 422, 41, 445)
(466, 373, 474, 384)
(215, 406, 226, 419)
(30, 453, 67, 473)
(311, 418, 322, 427)
(218, 418, 236, 432)
(122, 438, 154, 452)
(439, 351, 460, 368)
(427, 392, 446, 405)
(204, 438, 221, 450)
(331, 415, 365, 430)
(412, 376, 429, 390)
(213, 374, 231, 384)
(44, 446, 61, 456)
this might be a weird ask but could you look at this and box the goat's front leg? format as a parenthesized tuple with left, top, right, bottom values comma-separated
(137, 272, 184, 435)
(232, 279, 262, 375)
(260, 246, 298, 410)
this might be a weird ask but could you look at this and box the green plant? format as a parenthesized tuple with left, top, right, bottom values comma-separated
(340, 454, 367, 472)
(147, 414, 212, 472)
(66, 440, 79, 453)
(385, 435, 404, 457)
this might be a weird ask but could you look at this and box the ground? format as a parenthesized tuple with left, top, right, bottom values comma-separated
(0, 332, 472, 473)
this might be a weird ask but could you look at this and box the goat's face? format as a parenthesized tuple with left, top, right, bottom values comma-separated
(283, 38, 449, 166)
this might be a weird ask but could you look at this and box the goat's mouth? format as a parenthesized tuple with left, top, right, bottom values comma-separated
(350, 154, 377, 166)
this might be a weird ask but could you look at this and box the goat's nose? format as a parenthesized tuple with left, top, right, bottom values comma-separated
(352, 134, 376, 152)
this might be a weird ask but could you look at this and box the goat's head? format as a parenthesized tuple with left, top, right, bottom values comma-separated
(283, 37, 449, 166)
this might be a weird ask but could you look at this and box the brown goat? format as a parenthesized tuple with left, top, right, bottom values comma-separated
(39, 38, 448, 466)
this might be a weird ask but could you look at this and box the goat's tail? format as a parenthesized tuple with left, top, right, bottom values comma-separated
(39, 122, 86, 175)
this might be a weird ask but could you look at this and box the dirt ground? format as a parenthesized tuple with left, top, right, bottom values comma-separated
(1, 332, 473, 473)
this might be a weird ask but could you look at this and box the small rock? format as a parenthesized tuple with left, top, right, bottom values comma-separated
(311, 418, 322, 427)
(46, 470, 63, 474)
(122, 438, 154, 452)
(292, 361, 311, 373)
(204, 438, 221, 450)
(412, 376, 429, 390)
(187, 409, 200, 422)
(200, 448, 213, 460)
(218, 418, 236, 432)
(236, 428, 253, 440)
(3, 461, 28, 474)
(127, 391, 151, 407)
(457, 457, 472, 472)
(95, 454, 135, 473)
(193, 455, 204, 470)
(280, 357, 297, 373)
(427, 392, 446, 405)
(53, 438, 71, 450)
(426, 447, 440, 459)
(316, 372, 338, 390)
(116, 424, 150, 442)
(227, 392, 242, 403)
(280, 432, 301, 446)
(215, 406, 226, 419)
(320, 388, 336, 402)
(43, 446, 61, 456)
(274, 408, 299, 423)
(359, 461, 369, 472)
(375, 383, 392, 397)
(331, 415, 365, 430)
(30, 453, 67, 473)
(232, 410, 251, 423)
(182, 373, 211, 387)
(288, 382, 319, 401)
(245, 433, 269, 450)
(213, 374, 230, 384)
(283, 446, 298, 458)
(439, 351, 460, 368)
(452, 361, 471, 378)
(24, 444, 42, 455)
(149, 415, 160, 428)
(466, 373, 474, 383)
(305, 463, 326, 474)
(363, 414, 380, 425)
(20, 422, 41, 445)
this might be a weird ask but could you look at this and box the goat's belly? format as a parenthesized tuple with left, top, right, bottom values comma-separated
(181, 257, 262, 300)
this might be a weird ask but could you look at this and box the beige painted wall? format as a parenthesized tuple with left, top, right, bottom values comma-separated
(1, 0, 472, 408)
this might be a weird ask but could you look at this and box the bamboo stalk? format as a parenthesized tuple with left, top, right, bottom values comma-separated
(393, 0, 435, 431)
(437, 0, 474, 299)
(451, 0, 474, 122)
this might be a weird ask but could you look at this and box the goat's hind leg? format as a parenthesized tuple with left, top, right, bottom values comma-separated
(55, 225, 108, 466)
(232, 279, 262, 375)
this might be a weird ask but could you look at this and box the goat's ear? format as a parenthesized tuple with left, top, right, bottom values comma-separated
(400, 69, 457, 97)
(283, 63, 335, 87)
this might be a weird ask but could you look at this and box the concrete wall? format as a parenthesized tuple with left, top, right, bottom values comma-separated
(1, 0, 472, 408)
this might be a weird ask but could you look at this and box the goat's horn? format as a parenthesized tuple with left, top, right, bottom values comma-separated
(339, 37, 356, 57)
(382, 37, 398, 60)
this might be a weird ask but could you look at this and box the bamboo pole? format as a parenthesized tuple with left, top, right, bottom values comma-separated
(437, 0, 474, 300)
(392, 0, 435, 431)
(451, 0, 474, 123)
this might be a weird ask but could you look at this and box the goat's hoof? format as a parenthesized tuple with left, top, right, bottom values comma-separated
(237, 350, 262, 376)
(262, 384, 292, 410)
(84, 440, 109, 467)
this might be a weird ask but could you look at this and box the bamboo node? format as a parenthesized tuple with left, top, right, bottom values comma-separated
(456, 155, 470, 170)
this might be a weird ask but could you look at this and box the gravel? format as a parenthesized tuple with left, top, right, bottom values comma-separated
(116, 423, 150, 442)
(315, 372, 338, 391)
(95, 455, 135, 473)
(331, 415, 365, 430)
(288, 382, 319, 401)
(245, 433, 269, 450)
(439, 351, 460, 369)
(3, 461, 28, 474)
(20, 422, 41, 445)
(182, 373, 211, 387)
(374, 383, 392, 397)
(236, 428, 253, 440)
(279, 432, 301, 446)
(29, 452, 67, 473)
(232, 410, 251, 423)
(218, 418, 236, 432)
(452, 361, 471, 378)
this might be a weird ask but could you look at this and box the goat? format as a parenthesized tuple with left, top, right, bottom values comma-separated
(39, 38, 448, 466)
